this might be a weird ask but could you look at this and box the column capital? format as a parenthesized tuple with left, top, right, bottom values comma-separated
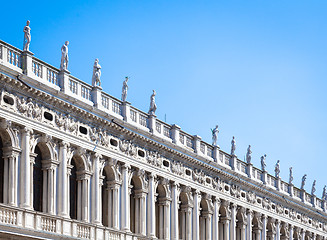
(59, 140, 70, 148)
(21, 126, 33, 135)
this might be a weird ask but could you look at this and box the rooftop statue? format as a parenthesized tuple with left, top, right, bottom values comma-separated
(148, 90, 157, 115)
(289, 167, 293, 185)
(246, 145, 252, 164)
(311, 180, 316, 196)
(275, 160, 280, 178)
(261, 154, 267, 171)
(301, 174, 307, 190)
(92, 59, 101, 87)
(323, 185, 326, 200)
(122, 77, 129, 102)
(60, 41, 69, 71)
(211, 125, 219, 146)
(231, 136, 236, 156)
(23, 20, 31, 52)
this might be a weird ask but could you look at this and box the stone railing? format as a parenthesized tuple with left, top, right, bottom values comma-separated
(0, 38, 326, 214)
(0, 203, 144, 240)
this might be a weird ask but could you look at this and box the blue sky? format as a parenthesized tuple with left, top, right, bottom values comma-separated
(1, 0, 327, 196)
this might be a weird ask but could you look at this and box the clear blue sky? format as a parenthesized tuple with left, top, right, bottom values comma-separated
(1, 0, 326, 197)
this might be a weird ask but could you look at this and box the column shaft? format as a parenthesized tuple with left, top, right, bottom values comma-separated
(171, 183, 179, 240)
(21, 129, 31, 208)
(121, 165, 130, 231)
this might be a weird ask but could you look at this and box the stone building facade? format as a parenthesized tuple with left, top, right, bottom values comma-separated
(0, 38, 326, 240)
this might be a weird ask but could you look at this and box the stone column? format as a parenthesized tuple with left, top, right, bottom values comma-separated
(212, 198, 221, 240)
(163, 198, 171, 240)
(47, 165, 56, 214)
(171, 182, 180, 240)
(121, 164, 131, 232)
(193, 190, 201, 240)
(147, 173, 156, 237)
(301, 230, 306, 240)
(240, 222, 247, 240)
(186, 206, 193, 240)
(42, 167, 48, 212)
(109, 183, 120, 230)
(20, 127, 32, 209)
(247, 210, 253, 240)
(3, 156, 8, 204)
(230, 203, 237, 240)
(203, 212, 212, 240)
(262, 215, 267, 240)
(221, 218, 230, 240)
(289, 225, 293, 240)
(276, 220, 281, 240)
(58, 141, 69, 217)
(7, 155, 18, 206)
(81, 174, 91, 222)
(136, 190, 147, 235)
(92, 153, 102, 224)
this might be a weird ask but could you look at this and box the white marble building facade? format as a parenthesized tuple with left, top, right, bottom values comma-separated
(0, 38, 326, 240)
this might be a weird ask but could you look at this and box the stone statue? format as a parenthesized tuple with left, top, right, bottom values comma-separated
(246, 145, 252, 164)
(323, 186, 326, 200)
(231, 136, 236, 156)
(23, 20, 31, 52)
(311, 180, 316, 196)
(275, 160, 280, 178)
(289, 167, 293, 185)
(261, 154, 267, 171)
(121, 77, 129, 102)
(60, 41, 69, 71)
(148, 90, 157, 115)
(301, 174, 307, 189)
(92, 59, 101, 87)
(211, 125, 219, 146)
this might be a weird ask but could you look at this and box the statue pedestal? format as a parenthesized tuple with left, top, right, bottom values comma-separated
(311, 195, 316, 207)
(148, 114, 156, 133)
(171, 124, 181, 145)
(300, 190, 306, 203)
(58, 69, 71, 94)
(247, 163, 253, 179)
(276, 177, 281, 191)
(91, 86, 103, 109)
(262, 171, 267, 185)
(193, 135, 202, 154)
(289, 184, 294, 197)
(212, 145, 220, 162)
(230, 155, 237, 171)
(21, 50, 34, 76)
(121, 101, 131, 123)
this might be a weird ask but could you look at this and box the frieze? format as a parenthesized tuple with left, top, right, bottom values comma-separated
(146, 150, 162, 167)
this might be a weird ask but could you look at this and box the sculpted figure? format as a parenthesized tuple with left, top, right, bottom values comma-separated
(60, 41, 69, 70)
(246, 145, 252, 164)
(231, 136, 236, 156)
(312, 180, 316, 196)
(23, 20, 31, 51)
(323, 186, 326, 200)
(261, 154, 267, 171)
(289, 167, 293, 184)
(92, 59, 101, 87)
(121, 77, 129, 101)
(275, 160, 280, 178)
(148, 90, 157, 115)
(301, 174, 307, 189)
(211, 125, 219, 146)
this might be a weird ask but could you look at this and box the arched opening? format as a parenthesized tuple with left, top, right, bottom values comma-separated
(178, 191, 192, 240)
(130, 174, 146, 235)
(101, 164, 120, 228)
(69, 157, 78, 219)
(33, 145, 43, 212)
(199, 197, 212, 239)
(69, 155, 88, 221)
(155, 184, 170, 239)
(0, 136, 4, 203)
(218, 203, 230, 240)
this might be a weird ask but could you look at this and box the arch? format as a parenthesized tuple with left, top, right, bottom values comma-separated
(155, 180, 170, 239)
(69, 152, 90, 221)
(130, 170, 147, 235)
(33, 145, 43, 212)
(101, 161, 121, 227)
(178, 187, 193, 240)
(199, 196, 212, 239)
(0, 120, 19, 149)
(0, 135, 3, 203)
(30, 135, 57, 162)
